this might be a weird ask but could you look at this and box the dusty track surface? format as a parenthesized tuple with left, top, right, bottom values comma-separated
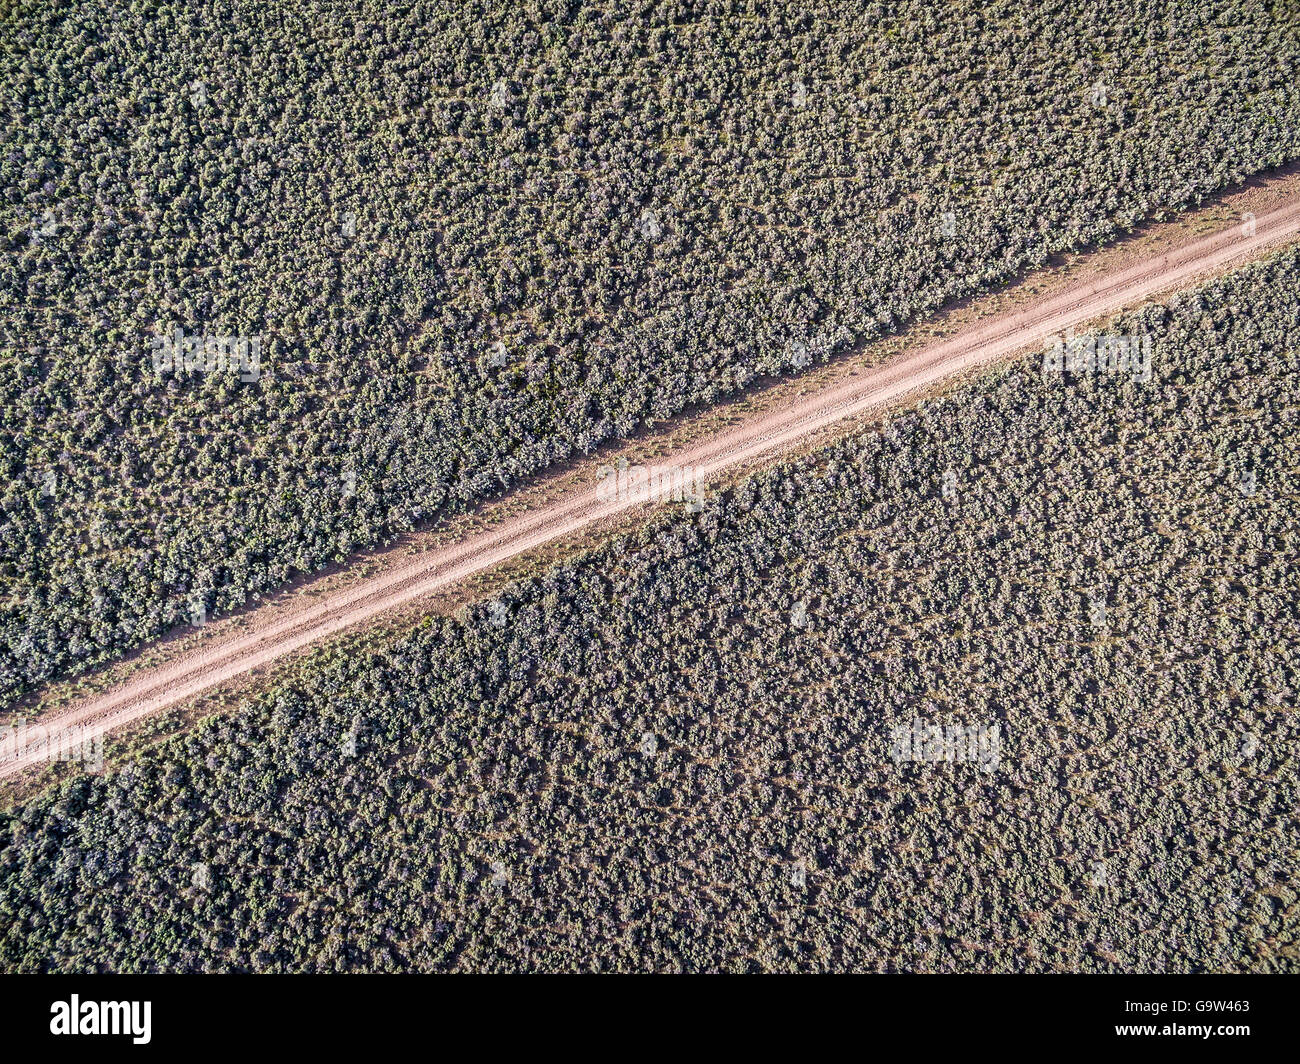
(5, 185, 1300, 781)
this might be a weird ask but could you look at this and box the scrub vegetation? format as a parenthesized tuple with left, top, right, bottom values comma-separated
(2, 251, 1296, 972)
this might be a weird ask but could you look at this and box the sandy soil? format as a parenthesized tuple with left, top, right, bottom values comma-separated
(5, 177, 1300, 783)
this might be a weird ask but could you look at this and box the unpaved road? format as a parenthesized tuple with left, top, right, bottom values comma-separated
(5, 190, 1300, 780)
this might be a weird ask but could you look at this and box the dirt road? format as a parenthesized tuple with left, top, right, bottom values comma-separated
(5, 188, 1300, 780)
